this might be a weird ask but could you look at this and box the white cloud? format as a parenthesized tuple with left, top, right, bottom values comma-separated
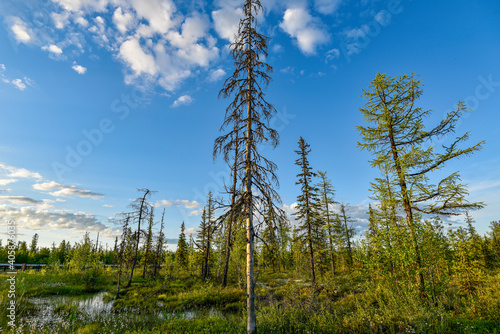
(0, 179, 17, 186)
(212, 7, 243, 42)
(0, 163, 42, 179)
(10, 17, 32, 43)
(0, 64, 5, 71)
(171, 95, 193, 108)
(0, 196, 42, 205)
(314, 0, 342, 15)
(119, 38, 158, 77)
(208, 68, 226, 82)
(155, 199, 201, 209)
(72, 63, 87, 74)
(42, 44, 63, 54)
(167, 14, 218, 67)
(280, 8, 329, 55)
(11, 79, 26, 91)
(189, 208, 204, 216)
(102, 204, 113, 207)
(33, 181, 103, 198)
(75, 16, 89, 27)
(185, 226, 198, 236)
(53, 0, 110, 12)
(113, 7, 135, 34)
(129, 0, 180, 35)
(0, 205, 119, 237)
(0, 189, 12, 193)
(52, 12, 70, 29)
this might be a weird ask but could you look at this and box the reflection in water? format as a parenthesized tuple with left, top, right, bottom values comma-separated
(21, 292, 235, 333)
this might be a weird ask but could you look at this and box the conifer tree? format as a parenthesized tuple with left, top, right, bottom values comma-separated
(213, 0, 281, 331)
(116, 214, 131, 298)
(176, 222, 188, 269)
(339, 204, 355, 269)
(294, 137, 321, 283)
(153, 209, 166, 280)
(316, 170, 337, 277)
(196, 208, 209, 277)
(142, 207, 155, 278)
(357, 73, 484, 293)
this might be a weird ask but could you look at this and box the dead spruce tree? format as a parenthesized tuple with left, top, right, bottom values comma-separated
(127, 188, 152, 287)
(213, 0, 281, 331)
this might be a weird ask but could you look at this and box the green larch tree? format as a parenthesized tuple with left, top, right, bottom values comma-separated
(316, 170, 337, 277)
(357, 72, 484, 293)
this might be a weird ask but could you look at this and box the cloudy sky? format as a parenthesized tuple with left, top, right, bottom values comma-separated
(0, 0, 499, 249)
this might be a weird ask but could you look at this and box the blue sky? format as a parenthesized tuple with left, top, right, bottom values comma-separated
(0, 0, 499, 249)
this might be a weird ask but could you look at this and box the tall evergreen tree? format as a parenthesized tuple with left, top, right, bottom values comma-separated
(176, 221, 188, 270)
(357, 72, 484, 293)
(294, 137, 320, 284)
(316, 170, 337, 277)
(339, 204, 355, 269)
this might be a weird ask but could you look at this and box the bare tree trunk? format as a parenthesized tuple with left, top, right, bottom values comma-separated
(127, 189, 150, 288)
(223, 142, 239, 287)
(245, 16, 256, 332)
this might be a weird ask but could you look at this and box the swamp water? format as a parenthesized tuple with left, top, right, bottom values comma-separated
(17, 292, 235, 333)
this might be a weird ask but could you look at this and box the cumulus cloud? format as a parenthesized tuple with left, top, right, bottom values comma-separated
(212, 7, 243, 42)
(0, 163, 42, 179)
(42, 44, 64, 54)
(5, 0, 223, 93)
(72, 63, 87, 74)
(280, 7, 329, 55)
(171, 95, 193, 107)
(119, 38, 158, 77)
(155, 199, 201, 209)
(0, 205, 119, 237)
(9, 17, 32, 43)
(130, 0, 180, 35)
(52, 0, 110, 13)
(188, 208, 204, 216)
(113, 7, 135, 34)
(0, 66, 34, 91)
(0, 179, 17, 186)
(208, 68, 226, 82)
(33, 181, 103, 198)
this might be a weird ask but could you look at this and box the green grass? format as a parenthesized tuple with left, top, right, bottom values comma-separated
(1, 269, 500, 333)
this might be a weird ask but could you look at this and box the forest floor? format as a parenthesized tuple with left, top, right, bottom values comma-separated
(1, 268, 500, 333)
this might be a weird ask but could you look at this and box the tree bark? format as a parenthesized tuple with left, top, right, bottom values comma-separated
(388, 123, 425, 293)
(245, 9, 256, 331)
